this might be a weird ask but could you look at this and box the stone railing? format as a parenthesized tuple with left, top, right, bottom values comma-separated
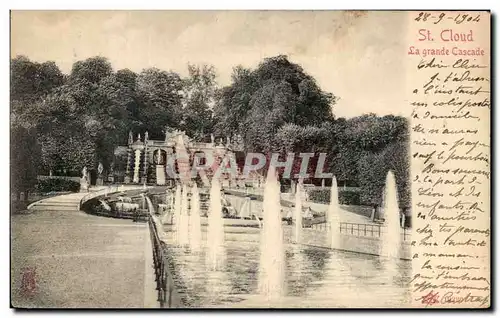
(78, 185, 146, 211)
(78, 185, 121, 210)
(147, 204, 185, 308)
(310, 221, 412, 241)
(339, 222, 382, 238)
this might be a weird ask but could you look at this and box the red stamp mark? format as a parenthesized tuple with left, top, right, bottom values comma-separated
(419, 290, 440, 306)
(20, 266, 38, 297)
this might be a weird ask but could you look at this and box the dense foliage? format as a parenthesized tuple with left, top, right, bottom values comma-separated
(213, 55, 336, 152)
(35, 178, 81, 193)
(11, 54, 409, 206)
(308, 188, 361, 206)
(11, 124, 41, 198)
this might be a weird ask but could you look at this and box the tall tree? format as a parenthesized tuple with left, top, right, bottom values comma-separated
(11, 56, 64, 114)
(69, 56, 113, 84)
(213, 55, 337, 152)
(116, 69, 142, 132)
(213, 65, 257, 138)
(11, 121, 41, 198)
(27, 57, 137, 173)
(136, 68, 183, 139)
(181, 64, 217, 140)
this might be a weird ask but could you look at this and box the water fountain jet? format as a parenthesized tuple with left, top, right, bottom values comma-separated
(173, 185, 182, 245)
(328, 176, 340, 249)
(258, 167, 286, 300)
(189, 183, 203, 252)
(206, 178, 225, 270)
(161, 189, 171, 224)
(239, 197, 251, 219)
(178, 184, 190, 247)
(379, 171, 401, 265)
(293, 184, 303, 244)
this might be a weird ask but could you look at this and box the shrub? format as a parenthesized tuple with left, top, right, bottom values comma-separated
(357, 140, 410, 208)
(308, 189, 360, 205)
(81, 198, 108, 215)
(35, 178, 80, 193)
(340, 191, 361, 205)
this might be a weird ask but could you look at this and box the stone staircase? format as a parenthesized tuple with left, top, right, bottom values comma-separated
(27, 185, 147, 212)
(27, 192, 89, 211)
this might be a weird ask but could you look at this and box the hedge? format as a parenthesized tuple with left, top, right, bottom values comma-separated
(35, 178, 80, 193)
(308, 189, 360, 205)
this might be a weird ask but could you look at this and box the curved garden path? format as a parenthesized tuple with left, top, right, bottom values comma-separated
(11, 186, 158, 308)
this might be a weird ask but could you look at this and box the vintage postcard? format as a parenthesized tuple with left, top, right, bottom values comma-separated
(10, 10, 490, 308)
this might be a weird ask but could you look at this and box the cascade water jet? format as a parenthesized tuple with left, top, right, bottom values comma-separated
(239, 197, 251, 219)
(173, 185, 182, 245)
(178, 184, 190, 246)
(206, 178, 225, 270)
(328, 176, 340, 249)
(161, 189, 171, 224)
(380, 171, 401, 260)
(189, 183, 203, 252)
(293, 184, 303, 244)
(258, 167, 285, 299)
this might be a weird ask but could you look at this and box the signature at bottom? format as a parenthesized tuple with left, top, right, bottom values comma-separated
(416, 291, 489, 307)
(441, 292, 489, 307)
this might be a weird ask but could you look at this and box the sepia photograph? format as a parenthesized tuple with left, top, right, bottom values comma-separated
(9, 10, 490, 309)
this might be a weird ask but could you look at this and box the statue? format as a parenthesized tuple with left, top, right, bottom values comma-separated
(145, 131, 149, 142)
(162, 128, 169, 142)
(128, 131, 133, 145)
(108, 162, 115, 183)
(137, 133, 141, 142)
(155, 150, 162, 165)
(80, 166, 89, 192)
(96, 162, 104, 186)
(210, 134, 215, 144)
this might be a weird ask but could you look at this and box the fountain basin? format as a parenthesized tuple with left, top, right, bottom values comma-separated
(159, 225, 411, 308)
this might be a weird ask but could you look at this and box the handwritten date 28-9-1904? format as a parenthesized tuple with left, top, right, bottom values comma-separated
(415, 12, 481, 25)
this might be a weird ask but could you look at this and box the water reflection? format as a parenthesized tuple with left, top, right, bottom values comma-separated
(285, 244, 311, 296)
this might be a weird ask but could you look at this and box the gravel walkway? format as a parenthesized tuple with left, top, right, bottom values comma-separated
(11, 208, 157, 308)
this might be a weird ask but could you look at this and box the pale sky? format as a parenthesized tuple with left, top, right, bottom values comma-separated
(11, 10, 409, 118)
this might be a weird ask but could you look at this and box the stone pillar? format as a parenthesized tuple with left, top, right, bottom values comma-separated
(133, 149, 141, 183)
(141, 147, 149, 184)
(156, 164, 166, 185)
(124, 147, 132, 183)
